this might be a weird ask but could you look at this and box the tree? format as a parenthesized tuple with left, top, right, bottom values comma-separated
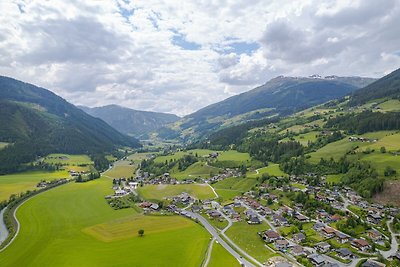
(138, 229, 144, 237)
(380, 146, 386, 153)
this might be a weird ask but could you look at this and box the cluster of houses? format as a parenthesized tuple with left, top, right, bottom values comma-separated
(348, 136, 377, 143)
(69, 170, 88, 177)
(205, 168, 242, 184)
(105, 178, 139, 199)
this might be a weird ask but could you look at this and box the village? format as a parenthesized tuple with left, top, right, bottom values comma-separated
(103, 163, 400, 267)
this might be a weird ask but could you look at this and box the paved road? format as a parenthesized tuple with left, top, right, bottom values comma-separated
(380, 217, 398, 258)
(187, 211, 259, 267)
(0, 208, 9, 245)
(202, 237, 216, 267)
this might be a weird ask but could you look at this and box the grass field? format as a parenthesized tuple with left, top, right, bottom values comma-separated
(154, 149, 215, 164)
(43, 154, 93, 165)
(359, 152, 400, 177)
(225, 221, 277, 263)
(280, 131, 319, 146)
(279, 124, 307, 134)
(326, 174, 341, 184)
(218, 150, 251, 163)
(247, 164, 287, 178)
(308, 138, 366, 163)
(359, 132, 400, 152)
(215, 189, 242, 202)
(0, 170, 69, 201)
(127, 152, 155, 165)
(103, 160, 136, 179)
(213, 177, 258, 192)
(0, 142, 9, 150)
(137, 184, 216, 201)
(208, 242, 241, 267)
(377, 99, 400, 112)
(172, 162, 221, 180)
(0, 178, 210, 267)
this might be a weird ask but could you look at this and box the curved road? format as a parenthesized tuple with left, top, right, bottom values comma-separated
(187, 210, 258, 267)
(0, 208, 8, 244)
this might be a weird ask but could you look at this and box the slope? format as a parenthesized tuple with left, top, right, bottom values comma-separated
(80, 104, 179, 138)
(0, 76, 140, 173)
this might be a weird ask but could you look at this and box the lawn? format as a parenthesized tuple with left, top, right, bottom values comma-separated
(208, 242, 241, 267)
(172, 162, 221, 180)
(103, 160, 136, 179)
(0, 177, 210, 267)
(215, 189, 242, 202)
(247, 164, 287, 178)
(213, 177, 258, 192)
(0, 170, 69, 201)
(137, 184, 216, 201)
(225, 221, 277, 263)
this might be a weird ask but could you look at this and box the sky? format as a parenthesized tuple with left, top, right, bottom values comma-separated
(1, 0, 399, 116)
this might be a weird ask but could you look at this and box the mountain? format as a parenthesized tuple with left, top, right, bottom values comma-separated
(162, 75, 375, 140)
(0, 76, 140, 173)
(349, 68, 400, 106)
(79, 105, 180, 138)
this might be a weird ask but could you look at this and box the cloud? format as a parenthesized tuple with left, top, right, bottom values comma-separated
(0, 0, 399, 116)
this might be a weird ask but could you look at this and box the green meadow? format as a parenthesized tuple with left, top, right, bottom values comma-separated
(359, 152, 400, 177)
(0, 177, 210, 267)
(43, 154, 93, 165)
(137, 183, 216, 201)
(172, 162, 220, 180)
(247, 163, 287, 178)
(208, 242, 241, 267)
(377, 99, 400, 112)
(217, 150, 251, 163)
(154, 149, 215, 164)
(0, 170, 69, 201)
(225, 221, 277, 263)
(103, 160, 136, 179)
(281, 131, 319, 146)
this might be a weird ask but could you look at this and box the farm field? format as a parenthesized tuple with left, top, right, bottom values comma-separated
(127, 152, 155, 165)
(43, 154, 93, 165)
(0, 177, 210, 267)
(103, 160, 136, 179)
(225, 221, 277, 263)
(137, 183, 216, 201)
(154, 149, 215, 164)
(217, 150, 251, 163)
(208, 241, 241, 267)
(0, 170, 69, 201)
(358, 132, 400, 152)
(215, 189, 242, 202)
(172, 162, 220, 180)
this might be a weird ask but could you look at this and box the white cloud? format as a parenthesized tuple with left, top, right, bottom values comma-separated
(0, 0, 399, 116)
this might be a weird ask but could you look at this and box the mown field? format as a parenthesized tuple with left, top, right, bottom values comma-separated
(280, 131, 319, 146)
(103, 160, 136, 179)
(0, 170, 69, 202)
(225, 221, 278, 263)
(172, 162, 220, 180)
(43, 154, 94, 171)
(137, 183, 216, 201)
(0, 177, 210, 267)
(208, 242, 241, 267)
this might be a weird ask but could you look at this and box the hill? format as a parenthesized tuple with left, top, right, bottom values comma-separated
(0, 76, 140, 173)
(163, 75, 375, 140)
(349, 68, 400, 106)
(79, 105, 179, 138)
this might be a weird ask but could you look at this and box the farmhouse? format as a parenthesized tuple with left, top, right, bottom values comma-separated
(247, 216, 261, 224)
(367, 213, 382, 224)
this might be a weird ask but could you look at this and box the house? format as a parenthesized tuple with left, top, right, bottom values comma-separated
(291, 245, 307, 257)
(307, 254, 326, 266)
(351, 239, 370, 252)
(336, 248, 354, 260)
(315, 242, 331, 253)
(321, 227, 336, 238)
(191, 205, 201, 213)
(313, 222, 325, 231)
(150, 203, 159, 210)
(367, 230, 383, 242)
(367, 213, 382, 224)
(208, 210, 222, 218)
(247, 216, 261, 225)
(361, 259, 386, 267)
(294, 214, 308, 222)
(274, 239, 289, 251)
(273, 215, 289, 226)
(293, 233, 306, 243)
(335, 232, 349, 244)
(263, 230, 280, 243)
